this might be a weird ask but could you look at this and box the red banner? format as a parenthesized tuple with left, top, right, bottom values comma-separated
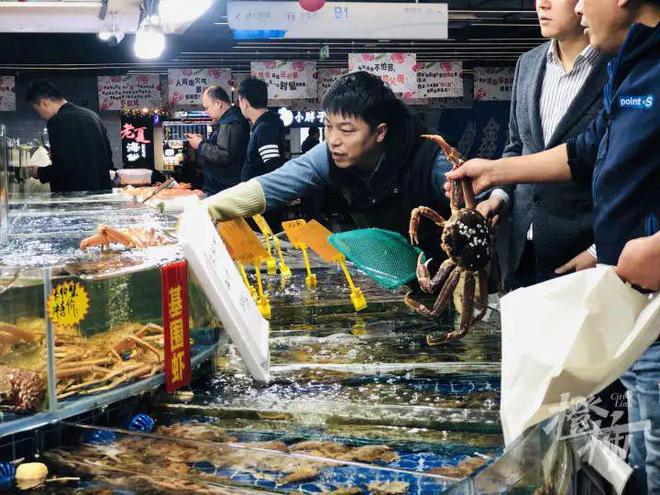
(161, 261, 191, 393)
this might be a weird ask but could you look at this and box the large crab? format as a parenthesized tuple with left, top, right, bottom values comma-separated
(80, 225, 172, 251)
(405, 134, 490, 344)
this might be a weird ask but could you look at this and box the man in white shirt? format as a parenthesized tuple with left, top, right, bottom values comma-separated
(478, 0, 608, 289)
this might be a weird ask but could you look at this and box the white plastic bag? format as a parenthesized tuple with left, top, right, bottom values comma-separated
(500, 265, 660, 445)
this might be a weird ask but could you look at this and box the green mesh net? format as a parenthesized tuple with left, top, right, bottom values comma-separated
(328, 228, 424, 290)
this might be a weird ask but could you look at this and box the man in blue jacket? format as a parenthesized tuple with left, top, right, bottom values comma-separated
(446, 0, 659, 491)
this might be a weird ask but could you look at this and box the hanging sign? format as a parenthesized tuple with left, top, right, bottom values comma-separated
(178, 204, 270, 382)
(120, 114, 154, 169)
(317, 68, 347, 101)
(474, 67, 515, 101)
(168, 68, 232, 108)
(348, 53, 417, 94)
(251, 60, 317, 99)
(0, 76, 15, 112)
(416, 62, 463, 99)
(228, 1, 448, 40)
(98, 74, 162, 111)
(161, 261, 192, 393)
(47, 281, 90, 327)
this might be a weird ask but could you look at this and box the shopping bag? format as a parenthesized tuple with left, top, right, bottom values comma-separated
(500, 265, 660, 445)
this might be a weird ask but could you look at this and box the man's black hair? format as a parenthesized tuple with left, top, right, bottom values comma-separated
(26, 81, 63, 104)
(321, 71, 404, 129)
(205, 85, 230, 104)
(238, 77, 268, 109)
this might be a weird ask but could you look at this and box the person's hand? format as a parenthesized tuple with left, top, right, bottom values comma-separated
(27, 166, 39, 179)
(615, 234, 660, 291)
(186, 133, 203, 150)
(443, 158, 497, 198)
(555, 249, 597, 275)
(476, 195, 505, 229)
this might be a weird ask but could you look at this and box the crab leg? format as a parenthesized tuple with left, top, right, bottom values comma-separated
(101, 226, 142, 248)
(409, 206, 446, 245)
(418, 257, 456, 294)
(474, 269, 489, 321)
(461, 178, 477, 210)
(405, 268, 461, 319)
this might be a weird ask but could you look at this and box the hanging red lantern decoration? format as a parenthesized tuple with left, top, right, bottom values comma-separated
(299, 0, 325, 12)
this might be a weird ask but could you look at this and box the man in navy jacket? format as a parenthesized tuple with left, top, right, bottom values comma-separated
(447, 0, 659, 491)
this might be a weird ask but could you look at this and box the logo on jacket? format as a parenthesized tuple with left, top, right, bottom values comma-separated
(618, 95, 654, 110)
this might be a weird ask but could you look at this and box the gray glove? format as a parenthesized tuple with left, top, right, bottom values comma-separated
(202, 179, 267, 222)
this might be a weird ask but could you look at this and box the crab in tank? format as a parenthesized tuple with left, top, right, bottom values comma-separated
(405, 134, 491, 345)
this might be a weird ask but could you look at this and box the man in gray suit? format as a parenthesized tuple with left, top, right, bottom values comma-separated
(478, 0, 609, 289)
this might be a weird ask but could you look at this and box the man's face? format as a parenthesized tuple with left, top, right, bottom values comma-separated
(202, 92, 225, 122)
(536, 0, 583, 40)
(576, 0, 629, 53)
(323, 113, 386, 169)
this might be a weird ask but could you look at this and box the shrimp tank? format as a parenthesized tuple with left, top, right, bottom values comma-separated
(0, 192, 573, 494)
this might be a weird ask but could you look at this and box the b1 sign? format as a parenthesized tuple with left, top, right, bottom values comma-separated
(228, 1, 448, 40)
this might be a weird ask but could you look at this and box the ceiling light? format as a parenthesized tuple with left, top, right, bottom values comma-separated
(134, 17, 165, 59)
(158, 0, 212, 24)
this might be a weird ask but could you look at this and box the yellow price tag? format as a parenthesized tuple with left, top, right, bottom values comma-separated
(47, 281, 90, 327)
(218, 218, 269, 264)
(299, 220, 343, 263)
(282, 219, 309, 248)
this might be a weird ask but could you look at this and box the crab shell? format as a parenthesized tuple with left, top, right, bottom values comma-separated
(441, 208, 491, 272)
(0, 368, 45, 412)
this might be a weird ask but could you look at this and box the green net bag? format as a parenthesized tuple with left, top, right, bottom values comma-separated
(328, 228, 424, 290)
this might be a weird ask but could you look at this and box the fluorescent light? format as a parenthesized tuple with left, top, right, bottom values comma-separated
(134, 19, 165, 59)
(159, 0, 212, 24)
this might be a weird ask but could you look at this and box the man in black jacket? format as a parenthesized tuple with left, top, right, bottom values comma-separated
(26, 81, 112, 193)
(186, 85, 249, 195)
(237, 77, 287, 182)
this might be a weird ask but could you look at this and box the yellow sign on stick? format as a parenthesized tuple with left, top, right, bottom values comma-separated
(282, 219, 317, 289)
(218, 218, 269, 264)
(218, 218, 271, 319)
(298, 220, 368, 312)
(47, 281, 90, 327)
(252, 214, 288, 276)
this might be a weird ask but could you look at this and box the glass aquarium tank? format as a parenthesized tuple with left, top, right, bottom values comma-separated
(1, 192, 576, 494)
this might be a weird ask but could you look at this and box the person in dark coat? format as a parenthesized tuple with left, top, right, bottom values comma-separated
(26, 81, 112, 193)
(186, 85, 250, 195)
(301, 126, 320, 154)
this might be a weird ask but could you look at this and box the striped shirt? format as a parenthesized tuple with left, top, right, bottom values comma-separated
(492, 40, 598, 243)
(539, 40, 599, 146)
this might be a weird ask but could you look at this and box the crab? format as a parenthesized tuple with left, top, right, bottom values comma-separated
(405, 134, 490, 344)
(0, 366, 46, 412)
(80, 225, 172, 251)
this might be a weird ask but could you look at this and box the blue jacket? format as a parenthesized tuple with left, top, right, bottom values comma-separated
(567, 22, 660, 266)
(241, 111, 286, 182)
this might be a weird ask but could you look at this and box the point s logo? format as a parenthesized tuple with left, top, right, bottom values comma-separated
(619, 95, 654, 110)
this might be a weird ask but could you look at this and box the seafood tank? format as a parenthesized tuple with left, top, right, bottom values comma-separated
(0, 192, 573, 493)
(0, 192, 219, 434)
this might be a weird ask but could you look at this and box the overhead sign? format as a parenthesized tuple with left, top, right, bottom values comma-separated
(0, 76, 15, 112)
(251, 60, 317, 99)
(168, 68, 232, 108)
(228, 1, 448, 39)
(474, 67, 515, 101)
(98, 74, 162, 111)
(416, 61, 463, 99)
(178, 204, 270, 382)
(349, 53, 417, 94)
